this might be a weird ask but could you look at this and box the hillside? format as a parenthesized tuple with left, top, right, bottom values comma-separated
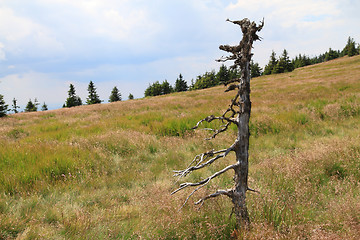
(0, 56, 359, 239)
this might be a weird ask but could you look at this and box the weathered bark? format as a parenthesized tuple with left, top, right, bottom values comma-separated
(172, 18, 263, 230)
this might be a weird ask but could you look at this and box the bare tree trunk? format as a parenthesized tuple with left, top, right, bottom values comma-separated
(233, 63, 251, 228)
(172, 18, 264, 231)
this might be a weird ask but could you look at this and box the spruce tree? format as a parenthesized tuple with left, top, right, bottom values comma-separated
(34, 98, 40, 110)
(25, 99, 37, 112)
(263, 50, 278, 75)
(216, 65, 230, 84)
(109, 86, 122, 102)
(144, 84, 153, 97)
(41, 102, 48, 111)
(174, 74, 188, 92)
(65, 84, 82, 108)
(11, 98, 20, 114)
(293, 54, 302, 68)
(272, 49, 294, 74)
(145, 80, 173, 96)
(192, 71, 218, 90)
(128, 93, 134, 100)
(86, 81, 102, 105)
(250, 60, 262, 78)
(324, 48, 340, 61)
(161, 80, 173, 95)
(342, 37, 357, 57)
(0, 94, 8, 117)
(292, 54, 311, 69)
(282, 49, 294, 72)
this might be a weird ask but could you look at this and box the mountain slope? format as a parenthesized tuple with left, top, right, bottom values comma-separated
(0, 56, 359, 239)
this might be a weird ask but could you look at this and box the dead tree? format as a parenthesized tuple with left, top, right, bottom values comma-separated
(172, 18, 264, 229)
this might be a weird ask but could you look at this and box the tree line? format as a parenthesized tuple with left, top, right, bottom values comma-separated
(144, 36, 359, 98)
(61, 81, 135, 108)
(144, 65, 247, 97)
(62, 81, 134, 108)
(0, 96, 48, 117)
(0, 80, 134, 116)
(263, 36, 359, 75)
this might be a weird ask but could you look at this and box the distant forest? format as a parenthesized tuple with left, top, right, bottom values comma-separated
(144, 36, 359, 97)
(0, 37, 359, 117)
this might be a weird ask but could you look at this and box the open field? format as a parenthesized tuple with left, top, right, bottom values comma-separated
(0, 56, 360, 239)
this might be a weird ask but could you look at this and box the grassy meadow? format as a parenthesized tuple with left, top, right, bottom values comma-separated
(0, 55, 360, 239)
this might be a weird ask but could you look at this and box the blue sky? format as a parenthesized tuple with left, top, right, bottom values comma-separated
(0, 0, 359, 110)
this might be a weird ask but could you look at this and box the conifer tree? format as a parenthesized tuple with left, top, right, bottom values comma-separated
(216, 65, 230, 84)
(128, 93, 134, 100)
(64, 84, 82, 108)
(144, 84, 152, 97)
(263, 50, 278, 75)
(342, 37, 358, 57)
(174, 74, 188, 92)
(86, 81, 102, 105)
(145, 81, 161, 97)
(41, 102, 48, 111)
(292, 54, 311, 69)
(324, 48, 340, 61)
(34, 98, 40, 110)
(192, 71, 218, 90)
(0, 94, 8, 117)
(161, 80, 173, 95)
(109, 86, 122, 102)
(24, 99, 37, 112)
(250, 60, 262, 78)
(282, 49, 294, 72)
(11, 98, 20, 114)
(272, 49, 294, 74)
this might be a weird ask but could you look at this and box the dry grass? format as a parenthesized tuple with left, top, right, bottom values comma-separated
(0, 55, 359, 239)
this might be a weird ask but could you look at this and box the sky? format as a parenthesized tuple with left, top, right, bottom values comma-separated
(0, 0, 359, 110)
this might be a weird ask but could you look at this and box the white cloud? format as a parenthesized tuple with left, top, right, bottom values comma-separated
(0, 7, 64, 58)
(34, 0, 160, 45)
(227, 0, 340, 29)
